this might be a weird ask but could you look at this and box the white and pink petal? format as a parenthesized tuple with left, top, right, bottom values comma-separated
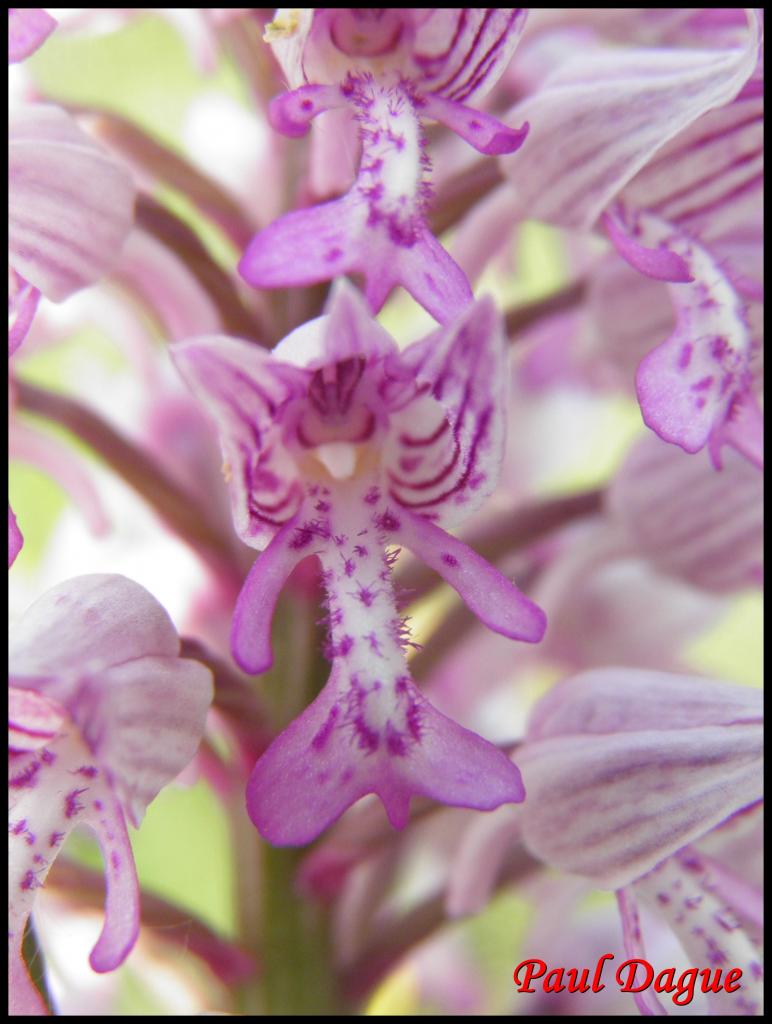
(9, 105, 136, 303)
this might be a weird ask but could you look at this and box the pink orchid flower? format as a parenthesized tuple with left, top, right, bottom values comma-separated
(498, 9, 763, 466)
(9, 574, 213, 1015)
(172, 281, 545, 845)
(239, 8, 529, 323)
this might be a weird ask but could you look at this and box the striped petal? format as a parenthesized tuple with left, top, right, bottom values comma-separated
(519, 669, 762, 889)
(499, 14, 760, 230)
(8, 688, 65, 753)
(9, 104, 135, 302)
(171, 336, 309, 547)
(608, 435, 763, 593)
(395, 297, 507, 524)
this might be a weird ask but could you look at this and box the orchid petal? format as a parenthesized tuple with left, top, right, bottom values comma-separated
(8, 688, 65, 753)
(519, 670, 762, 889)
(446, 805, 522, 917)
(247, 664, 524, 846)
(71, 655, 213, 828)
(8, 504, 23, 568)
(10, 419, 110, 540)
(602, 209, 692, 283)
(268, 83, 346, 137)
(9, 728, 140, 1010)
(392, 508, 546, 643)
(8, 269, 40, 356)
(231, 514, 312, 674)
(709, 389, 764, 470)
(9, 574, 181, 684)
(8, 8, 57, 63)
(615, 888, 668, 1015)
(420, 94, 528, 156)
(527, 669, 763, 741)
(620, 93, 763, 244)
(635, 216, 755, 457)
(635, 851, 763, 1015)
(395, 297, 507, 521)
(171, 335, 308, 547)
(9, 105, 135, 303)
(499, 16, 760, 230)
(608, 436, 763, 593)
(239, 194, 472, 325)
(412, 9, 528, 103)
(274, 280, 397, 369)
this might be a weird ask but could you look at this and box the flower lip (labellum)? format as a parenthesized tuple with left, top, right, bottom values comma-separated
(173, 282, 546, 844)
(240, 10, 529, 322)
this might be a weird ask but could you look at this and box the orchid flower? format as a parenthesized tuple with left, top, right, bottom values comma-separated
(498, 9, 763, 466)
(9, 574, 213, 1015)
(239, 8, 529, 323)
(449, 668, 763, 1015)
(172, 282, 545, 845)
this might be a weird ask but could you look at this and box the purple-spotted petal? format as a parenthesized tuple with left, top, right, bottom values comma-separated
(420, 94, 528, 156)
(8, 687, 65, 753)
(608, 434, 763, 593)
(8, 8, 57, 63)
(709, 389, 764, 470)
(634, 852, 763, 1015)
(232, 513, 313, 674)
(602, 209, 692, 283)
(8, 104, 135, 302)
(8, 504, 23, 568)
(395, 297, 507, 522)
(247, 664, 523, 846)
(499, 16, 760, 230)
(392, 508, 546, 642)
(635, 216, 755, 457)
(268, 83, 346, 137)
(171, 335, 309, 547)
(239, 194, 473, 325)
(9, 727, 140, 1013)
(519, 669, 762, 889)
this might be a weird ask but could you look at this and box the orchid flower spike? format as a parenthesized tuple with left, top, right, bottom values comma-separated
(9, 575, 213, 1016)
(240, 9, 529, 323)
(173, 282, 546, 845)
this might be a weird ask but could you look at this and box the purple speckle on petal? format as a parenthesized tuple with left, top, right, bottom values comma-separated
(711, 335, 729, 360)
(9, 761, 40, 789)
(93, 799, 104, 811)
(364, 486, 381, 505)
(325, 248, 343, 263)
(312, 706, 339, 751)
(354, 716, 380, 753)
(110, 851, 121, 871)
(21, 870, 41, 891)
(376, 510, 400, 531)
(49, 832, 65, 847)
(441, 552, 459, 567)
(678, 343, 693, 369)
(77, 765, 98, 778)
(385, 724, 407, 756)
(65, 788, 88, 819)
(692, 376, 714, 392)
(41, 749, 56, 765)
